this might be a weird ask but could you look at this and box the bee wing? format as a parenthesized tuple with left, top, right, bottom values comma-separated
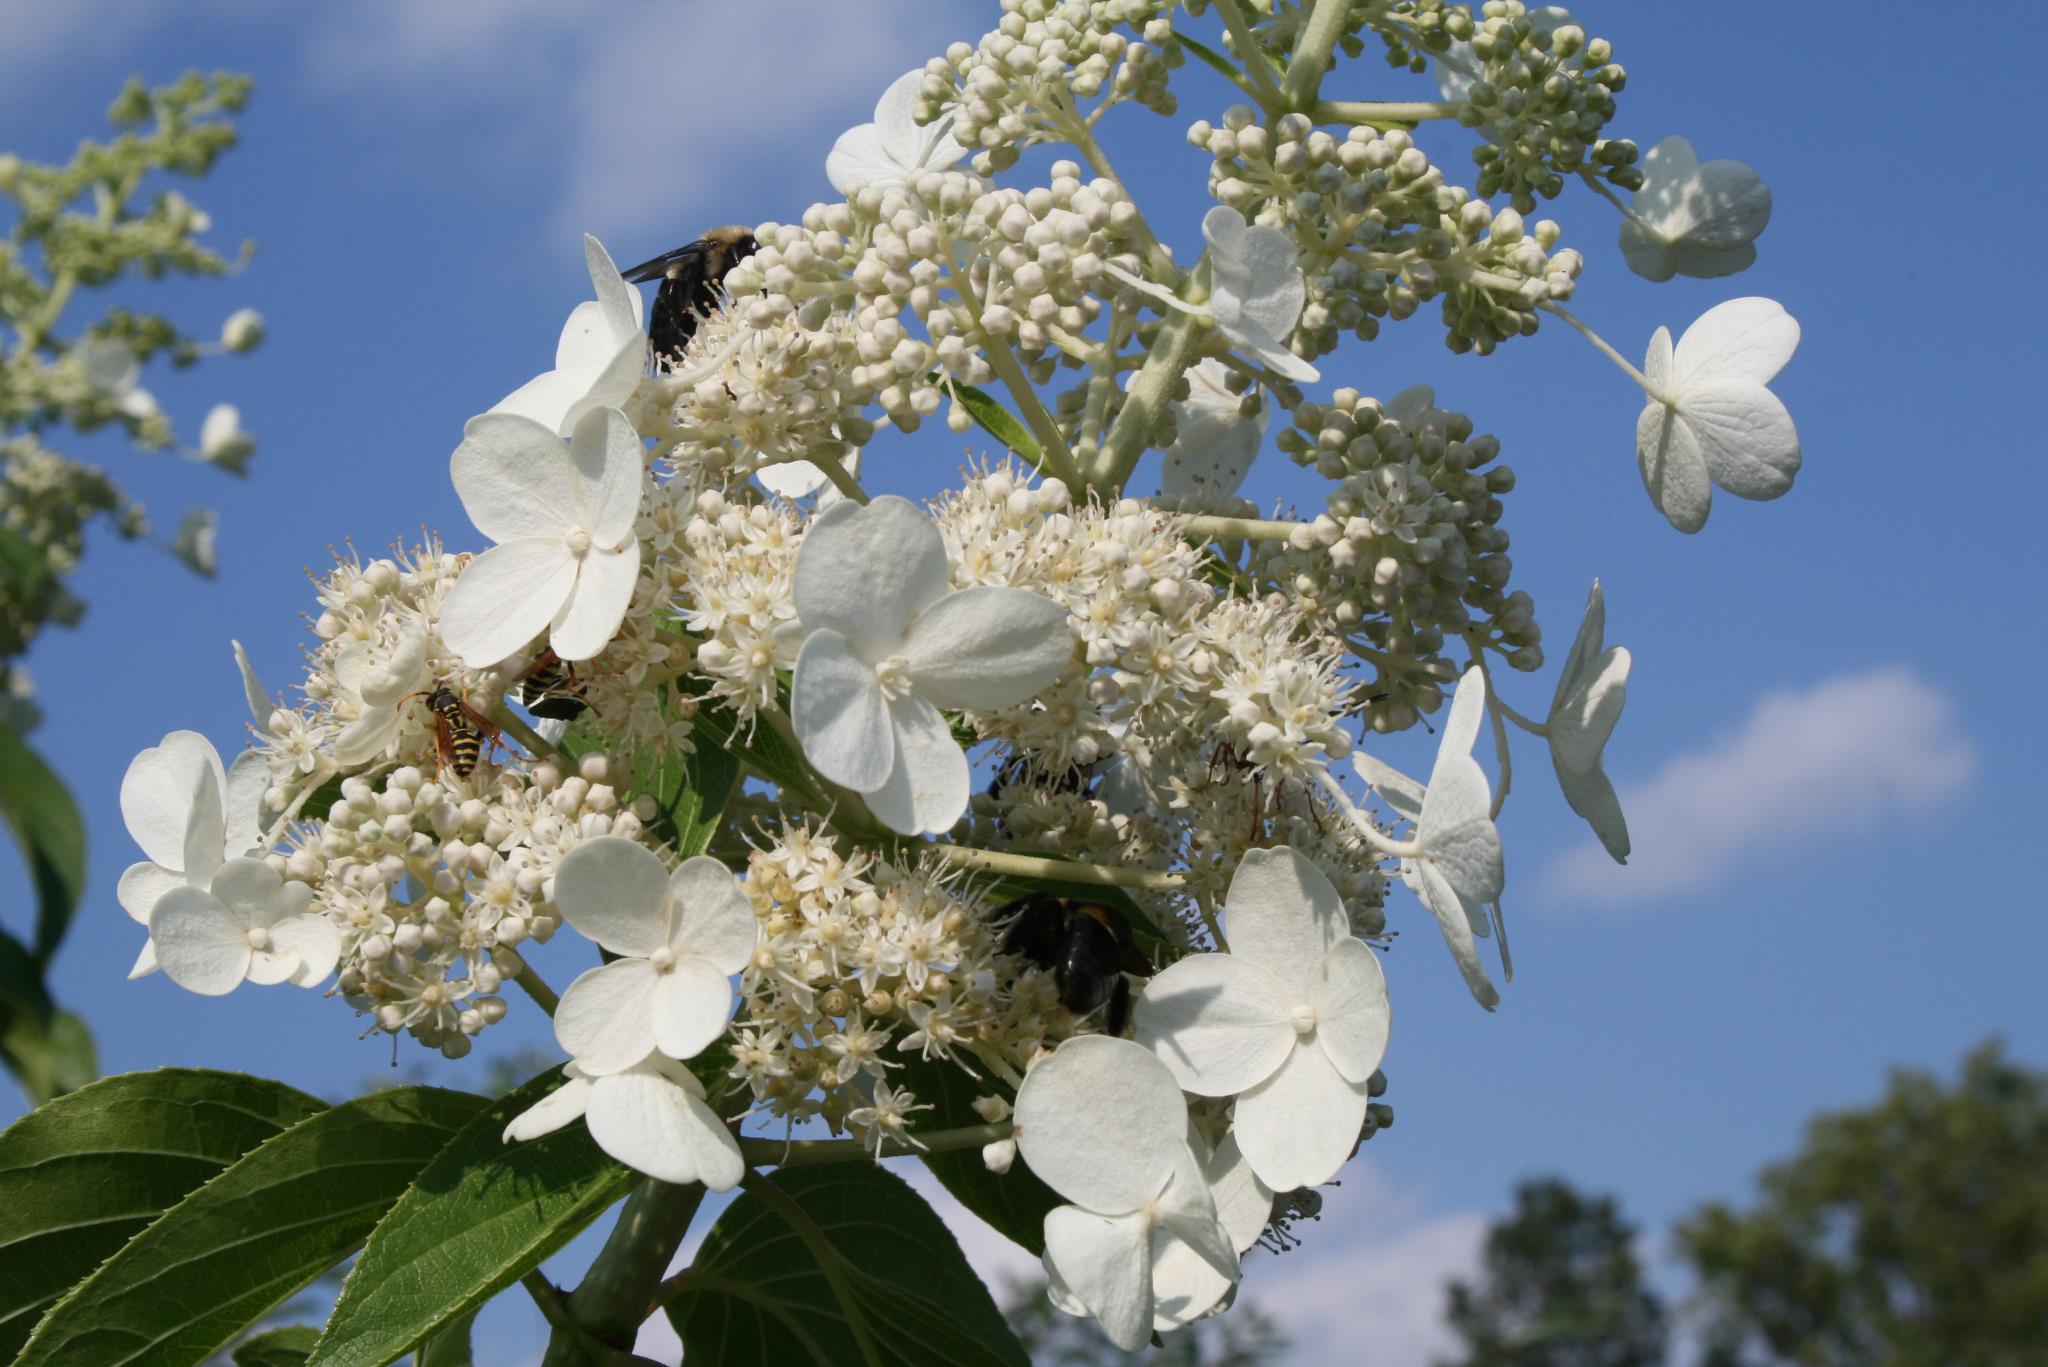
(620, 241, 714, 284)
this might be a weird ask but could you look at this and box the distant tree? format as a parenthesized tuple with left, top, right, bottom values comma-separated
(1437, 1177, 1666, 1367)
(1003, 1275, 1291, 1366)
(1677, 1041, 2048, 1367)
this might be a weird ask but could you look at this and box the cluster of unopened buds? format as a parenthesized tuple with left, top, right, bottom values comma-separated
(115, 0, 1793, 1348)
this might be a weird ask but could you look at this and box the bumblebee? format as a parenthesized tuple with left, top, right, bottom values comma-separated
(417, 684, 501, 779)
(514, 648, 589, 722)
(621, 226, 757, 366)
(998, 893, 1153, 1037)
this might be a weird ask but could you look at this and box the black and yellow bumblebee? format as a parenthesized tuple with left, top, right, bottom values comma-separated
(621, 226, 757, 367)
(998, 893, 1153, 1037)
(513, 647, 589, 722)
(418, 684, 501, 779)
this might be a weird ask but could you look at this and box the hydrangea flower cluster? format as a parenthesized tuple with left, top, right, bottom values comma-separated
(117, 0, 1797, 1348)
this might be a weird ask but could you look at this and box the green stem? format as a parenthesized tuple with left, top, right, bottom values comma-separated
(805, 451, 870, 504)
(495, 707, 566, 763)
(1312, 98, 1463, 126)
(1280, 0, 1357, 110)
(541, 1179, 706, 1366)
(738, 1120, 1011, 1167)
(1538, 300, 1657, 396)
(1215, 0, 1287, 111)
(742, 1170, 889, 1367)
(1180, 514, 1310, 544)
(926, 842, 1189, 890)
(980, 330, 1084, 487)
(1091, 294, 1207, 491)
(514, 962, 559, 1017)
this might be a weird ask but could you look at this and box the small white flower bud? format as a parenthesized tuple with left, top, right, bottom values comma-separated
(220, 308, 265, 352)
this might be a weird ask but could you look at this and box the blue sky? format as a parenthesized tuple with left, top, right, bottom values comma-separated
(2, 1, 2042, 1362)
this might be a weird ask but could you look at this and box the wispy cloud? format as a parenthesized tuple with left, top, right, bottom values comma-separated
(1541, 666, 1976, 906)
(299, 2, 947, 243)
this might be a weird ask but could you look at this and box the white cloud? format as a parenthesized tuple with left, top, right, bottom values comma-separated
(299, 2, 947, 243)
(1541, 666, 1976, 905)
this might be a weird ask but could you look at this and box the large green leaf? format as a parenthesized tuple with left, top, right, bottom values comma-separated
(233, 1324, 321, 1366)
(0, 1068, 327, 1362)
(687, 690, 827, 811)
(16, 1085, 487, 1367)
(947, 381, 1044, 471)
(0, 720, 86, 965)
(892, 1048, 1060, 1257)
(308, 1070, 634, 1367)
(666, 1164, 1028, 1367)
(412, 1311, 475, 1367)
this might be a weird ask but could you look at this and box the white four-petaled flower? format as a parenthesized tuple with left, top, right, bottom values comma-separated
(1619, 135, 1772, 283)
(331, 626, 431, 765)
(1352, 666, 1506, 1008)
(1201, 207, 1320, 384)
(1014, 1035, 1239, 1350)
(789, 496, 1073, 835)
(492, 234, 646, 437)
(549, 836, 759, 1076)
(1159, 358, 1268, 502)
(439, 406, 646, 667)
(118, 730, 268, 979)
(825, 69, 971, 195)
(1635, 296, 1801, 534)
(1133, 847, 1390, 1191)
(504, 1055, 744, 1192)
(149, 857, 339, 996)
(1549, 581, 1630, 862)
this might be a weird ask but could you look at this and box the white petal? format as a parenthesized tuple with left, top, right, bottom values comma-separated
(549, 543, 640, 662)
(1312, 938, 1390, 1085)
(1683, 379, 1800, 502)
(492, 365, 600, 437)
(1409, 861, 1500, 1009)
(1202, 1131, 1274, 1254)
(669, 856, 758, 974)
(900, 586, 1072, 709)
(1133, 954, 1296, 1096)
(149, 886, 251, 996)
(1673, 297, 1799, 387)
(1636, 398, 1712, 533)
(1682, 159, 1772, 248)
(120, 731, 221, 870)
(1160, 396, 1266, 502)
(1671, 239, 1758, 280)
(753, 457, 828, 498)
(1014, 1035, 1185, 1214)
(450, 413, 579, 544)
(360, 628, 430, 707)
(863, 695, 969, 836)
(1438, 665, 1487, 765)
(1559, 761, 1630, 863)
(583, 234, 644, 342)
(825, 124, 901, 194)
(245, 946, 302, 986)
(1351, 752, 1425, 823)
(1551, 647, 1628, 774)
(1221, 847, 1348, 1001)
(272, 913, 340, 987)
(1150, 1229, 1236, 1332)
(222, 750, 269, 856)
(118, 861, 183, 926)
(1231, 1040, 1370, 1190)
(1151, 1144, 1238, 1287)
(128, 938, 159, 980)
(586, 1068, 744, 1191)
(793, 496, 950, 649)
(554, 958, 661, 1075)
(554, 836, 672, 957)
(1617, 220, 1678, 283)
(1419, 758, 1504, 905)
(650, 957, 733, 1062)
(232, 639, 271, 733)
(1043, 1207, 1154, 1352)
(209, 856, 285, 928)
(504, 1069, 593, 1142)
(1551, 581, 1606, 711)
(566, 406, 646, 547)
(791, 629, 894, 792)
(439, 538, 578, 669)
(332, 707, 402, 767)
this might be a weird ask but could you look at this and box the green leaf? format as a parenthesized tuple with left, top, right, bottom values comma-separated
(1173, 31, 1250, 87)
(892, 1048, 1060, 1257)
(687, 690, 827, 811)
(0, 528, 50, 603)
(0, 720, 86, 965)
(948, 382, 1044, 470)
(16, 1085, 488, 1367)
(234, 1324, 322, 1366)
(0, 1069, 328, 1363)
(0, 923, 53, 1024)
(666, 1164, 1028, 1367)
(634, 726, 739, 860)
(0, 1006, 97, 1105)
(308, 1071, 634, 1367)
(413, 1311, 475, 1367)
